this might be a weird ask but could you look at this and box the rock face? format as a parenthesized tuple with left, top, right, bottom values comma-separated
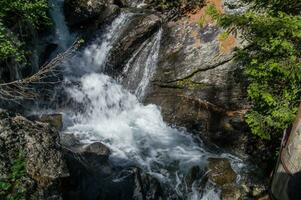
(61, 133, 163, 200)
(144, 0, 249, 154)
(64, 0, 120, 31)
(0, 110, 69, 199)
(28, 114, 63, 131)
(207, 158, 240, 200)
(107, 13, 161, 74)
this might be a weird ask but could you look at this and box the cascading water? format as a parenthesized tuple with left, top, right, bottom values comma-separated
(49, 0, 74, 51)
(47, 2, 246, 200)
(119, 28, 162, 99)
(57, 14, 245, 199)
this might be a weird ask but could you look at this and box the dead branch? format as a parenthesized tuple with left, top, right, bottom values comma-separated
(0, 40, 82, 102)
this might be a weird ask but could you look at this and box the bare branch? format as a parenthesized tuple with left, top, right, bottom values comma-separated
(0, 40, 82, 102)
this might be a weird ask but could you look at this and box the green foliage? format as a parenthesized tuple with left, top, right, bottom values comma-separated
(242, 0, 301, 15)
(218, 31, 229, 42)
(220, 1, 301, 139)
(0, 151, 27, 200)
(197, 17, 206, 27)
(0, 0, 50, 64)
(206, 4, 221, 21)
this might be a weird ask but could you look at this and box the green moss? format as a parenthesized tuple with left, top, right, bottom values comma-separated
(0, 151, 27, 200)
(197, 17, 206, 28)
(176, 78, 207, 90)
(218, 31, 230, 42)
(206, 4, 221, 21)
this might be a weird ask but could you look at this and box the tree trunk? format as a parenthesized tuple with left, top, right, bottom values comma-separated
(271, 103, 301, 200)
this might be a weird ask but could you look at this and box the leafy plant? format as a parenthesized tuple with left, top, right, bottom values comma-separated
(0, 151, 27, 200)
(0, 0, 50, 69)
(219, 1, 301, 139)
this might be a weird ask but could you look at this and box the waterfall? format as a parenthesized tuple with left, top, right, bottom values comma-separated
(49, 0, 74, 51)
(120, 28, 162, 99)
(134, 29, 162, 99)
(64, 13, 133, 76)
(45, 1, 246, 199)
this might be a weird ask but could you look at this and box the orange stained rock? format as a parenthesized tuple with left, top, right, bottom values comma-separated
(219, 34, 236, 54)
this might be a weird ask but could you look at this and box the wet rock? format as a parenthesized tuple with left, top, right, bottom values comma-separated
(250, 184, 266, 197)
(0, 109, 69, 199)
(132, 168, 164, 200)
(62, 148, 163, 200)
(68, 142, 111, 159)
(144, 0, 249, 155)
(207, 158, 237, 186)
(61, 141, 113, 199)
(64, 0, 120, 31)
(185, 165, 203, 187)
(59, 132, 164, 200)
(107, 13, 161, 74)
(29, 113, 63, 131)
(220, 184, 241, 200)
(60, 133, 81, 147)
(119, 0, 147, 7)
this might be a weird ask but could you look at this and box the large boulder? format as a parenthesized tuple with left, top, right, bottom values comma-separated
(207, 158, 237, 186)
(144, 0, 249, 154)
(28, 113, 63, 131)
(0, 109, 69, 199)
(207, 158, 241, 200)
(60, 134, 163, 200)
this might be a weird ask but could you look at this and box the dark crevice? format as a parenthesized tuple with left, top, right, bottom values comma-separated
(154, 55, 234, 84)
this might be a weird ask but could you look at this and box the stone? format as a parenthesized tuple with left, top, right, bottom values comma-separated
(207, 158, 237, 186)
(0, 110, 69, 199)
(60, 133, 81, 147)
(143, 0, 250, 155)
(251, 184, 266, 197)
(107, 13, 161, 75)
(220, 184, 241, 200)
(62, 147, 163, 200)
(185, 165, 202, 187)
(82, 142, 111, 156)
(34, 113, 63, 131)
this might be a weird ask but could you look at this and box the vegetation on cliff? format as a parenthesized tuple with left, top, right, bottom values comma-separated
(0, 152, 26, 200)
(219, 0, 301, 140)
(0, 0, 50, 80)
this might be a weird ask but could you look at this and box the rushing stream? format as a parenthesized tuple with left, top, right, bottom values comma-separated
(46, 1, 246, 199)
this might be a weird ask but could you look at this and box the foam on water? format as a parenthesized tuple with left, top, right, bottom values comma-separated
(48, 7, 246, 199)
(64, 72, 213, 198)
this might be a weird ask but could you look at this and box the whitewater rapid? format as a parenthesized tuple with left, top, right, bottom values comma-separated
(53, 12, 246, 199)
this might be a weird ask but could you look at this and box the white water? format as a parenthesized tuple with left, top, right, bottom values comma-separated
(134, 29, 162, 99)
(47, 2, 245, 199)
(49, 0, 74, 51)
(63, 13, 133, 76)
(120, 28, 162, 99)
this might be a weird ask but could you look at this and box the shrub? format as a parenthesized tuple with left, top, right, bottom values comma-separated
(219, 1, 301, 139)
(0, 0, 50, 66)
